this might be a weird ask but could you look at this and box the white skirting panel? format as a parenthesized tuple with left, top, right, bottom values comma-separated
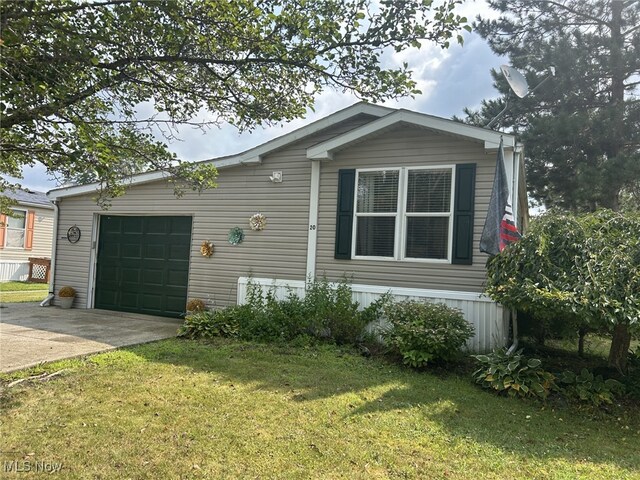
(0, 261, 30, 282)
(237, 277, 509, 353)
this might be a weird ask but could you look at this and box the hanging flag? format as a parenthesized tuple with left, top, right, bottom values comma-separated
(480, 138, 521, 255)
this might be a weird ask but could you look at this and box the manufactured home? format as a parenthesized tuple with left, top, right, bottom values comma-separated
(46, 103, 526, 352)
(0, 189, 54, 282)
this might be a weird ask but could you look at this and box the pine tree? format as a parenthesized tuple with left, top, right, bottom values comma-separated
(463, 0, 640, 211)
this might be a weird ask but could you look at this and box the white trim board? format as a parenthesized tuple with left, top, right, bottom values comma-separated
(305, 160, 321, 279)
(237, 276, 495, 303)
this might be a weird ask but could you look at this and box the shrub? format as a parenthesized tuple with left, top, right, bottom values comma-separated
(186, 298, 206, 313)
(177, 308, 243, 339)
(58, 286, 76, 297)
(240, 290, 308, 341)
(324, 280, 365, 345)
(556, 369, 625, 407)
(472, 349, 556, 399)
(382, 300, 474, 368)
(624, 347, 640, 400)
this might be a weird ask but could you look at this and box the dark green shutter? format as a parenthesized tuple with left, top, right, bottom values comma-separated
(452, 163, 476, 265)
(335, 169, 356, 259)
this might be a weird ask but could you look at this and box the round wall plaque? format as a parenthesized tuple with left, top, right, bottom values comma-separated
(67, 225, 81, 243)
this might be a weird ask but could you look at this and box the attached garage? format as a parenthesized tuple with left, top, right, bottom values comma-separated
(94, 215, 192, 318)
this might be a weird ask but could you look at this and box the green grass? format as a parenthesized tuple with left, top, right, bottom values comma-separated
(0, 290, 49, 303)
(0, 281, 49, 291)
(0, 281, 49, 303)
(1, 339, 639, 479)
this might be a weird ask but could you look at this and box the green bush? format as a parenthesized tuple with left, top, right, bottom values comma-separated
(557, 369, 625, 407)
(324, 280, 365, 345)
(240, 290, 308, 341)
(183, 277, 370, 345)
(382, 300, 474, 368)
(177, 308, 243, 339)
(472, 349, 556, 399)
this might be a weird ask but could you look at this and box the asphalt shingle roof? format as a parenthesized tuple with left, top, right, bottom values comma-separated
(1, 188, 53, 209)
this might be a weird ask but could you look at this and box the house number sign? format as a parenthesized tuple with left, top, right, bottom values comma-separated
(67, 225, 81, 243)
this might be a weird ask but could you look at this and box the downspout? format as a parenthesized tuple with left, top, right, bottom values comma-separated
(40, 200, 59, 306)
(506, 310, 518, 355)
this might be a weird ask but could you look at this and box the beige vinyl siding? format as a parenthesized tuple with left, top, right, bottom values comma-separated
(315, 125, 495, 293)
(53, 115, 375, 308)
(1, 206, 54, 261)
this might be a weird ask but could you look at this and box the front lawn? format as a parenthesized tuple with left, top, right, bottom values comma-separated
(0, 281, 49, 303)
(1, 339, 638, 479)
(0, 281, 49, 292)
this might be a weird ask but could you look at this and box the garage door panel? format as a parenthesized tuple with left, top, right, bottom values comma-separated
(95, 289, 118, 309)
(144, 244, 166, 259)
(98, 265, 119, 283)
(164, 295, 187, 315)
(121, 267, 141, 283)
(169, 216, 193, 234)
(142, 269, 164, 285)
(121, 243, 142, 259)
(94, 215, 192, 318)
(146, 217, 169, 234)
(123, 217, 144, 234)
(120, 292, 140, 308)
(101, 242, 120, 259)
(101, 217, 122, 234)
(169, 244, 190, 258)
(167, 269, 188, 287)
(141, 293, 163, 309)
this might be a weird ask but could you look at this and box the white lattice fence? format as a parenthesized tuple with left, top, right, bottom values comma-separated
(0, 261, 30, 282)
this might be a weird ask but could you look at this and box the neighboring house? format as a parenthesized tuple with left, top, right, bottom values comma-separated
(47, 103, 527, 352)
(0, 189, 54, 281)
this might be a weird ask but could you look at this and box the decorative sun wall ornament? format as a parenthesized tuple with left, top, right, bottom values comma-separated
(228, 227, 245, 246)
(200, 240, 214, 257)
(249, 212, 267, 231)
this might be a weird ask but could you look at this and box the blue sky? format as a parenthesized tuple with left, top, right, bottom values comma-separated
(12, 1, 502, 193)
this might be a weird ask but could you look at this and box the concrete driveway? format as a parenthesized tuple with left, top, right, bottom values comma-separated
(0, 303, 182, 372)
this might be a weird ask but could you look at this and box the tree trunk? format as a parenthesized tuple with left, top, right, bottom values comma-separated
(608, 323, 631, 373)
(577, 327, 587, 358)
(607, 0, 625, 211)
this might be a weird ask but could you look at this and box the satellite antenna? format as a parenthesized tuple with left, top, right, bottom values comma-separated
(486, 64, 556, 129)
(500, 65, 529, 98)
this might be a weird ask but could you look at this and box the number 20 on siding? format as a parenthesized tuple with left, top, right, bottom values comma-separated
(309, 225, 316, 231)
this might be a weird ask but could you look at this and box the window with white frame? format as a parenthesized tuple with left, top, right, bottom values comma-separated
(4, 209, 27, 248)
(353, 166, 454, 261)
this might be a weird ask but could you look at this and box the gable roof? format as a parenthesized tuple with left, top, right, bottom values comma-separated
(48, 102, 392, 200)
(3, 188, 54, 209)
(47, 102, 515, 200)
(306, 109, 515, 160)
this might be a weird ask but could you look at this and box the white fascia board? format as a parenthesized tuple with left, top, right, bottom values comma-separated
(235, 102, 393, 164)
(16, 201, 54, 210)
(307, 109, 516, 160)
(47, 102, 392, 200)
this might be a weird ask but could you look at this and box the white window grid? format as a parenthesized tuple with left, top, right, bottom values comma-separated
(4, 208, 27, 249)
(351, 165, 455, 263)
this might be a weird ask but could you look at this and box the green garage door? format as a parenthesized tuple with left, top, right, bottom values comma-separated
(94, 215, 192, 318)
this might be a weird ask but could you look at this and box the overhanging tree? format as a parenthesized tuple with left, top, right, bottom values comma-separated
(486, 210, 640, 372)
(461, 0, 640, 211)
(0, 0, 469, 208)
